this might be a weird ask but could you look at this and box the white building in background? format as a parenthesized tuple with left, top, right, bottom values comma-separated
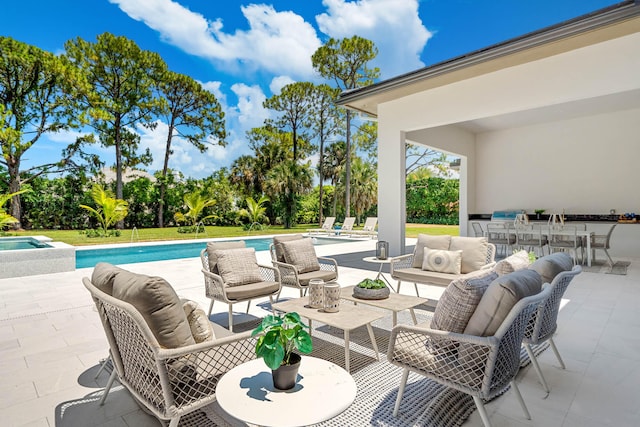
(338, 1, 640, 258)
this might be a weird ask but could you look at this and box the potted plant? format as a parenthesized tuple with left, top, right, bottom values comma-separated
(534, 209, 545, 220)
(251, 312, 313, 390)
(353, 278, 390, 300)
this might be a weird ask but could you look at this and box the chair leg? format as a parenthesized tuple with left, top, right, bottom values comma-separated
(228, 304, 234, 333)
(472, 396, 492, 427)
(413, 283, 419, 297)
(246, 299, 252, 314)
(269, 296, 276, 315)
(393, 368, 409, 417)
(524, 343, 550, 393)
(511, 380, 531, 420)
(603, 248, 614, 269)
(168, 417, 181, 427)
(207, 299, 214, 316)
(276, 289, 283, 302)
(396, 281, 402, 294)
(99, 370, 117, 406)
(549, 337, 566, 369)
(94, 355, 110, 379)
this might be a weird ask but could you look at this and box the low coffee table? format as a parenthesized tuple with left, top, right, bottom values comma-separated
(272, 296, 385, 372)
(216, 356, 356, 427)
(340, 285, 429, 326)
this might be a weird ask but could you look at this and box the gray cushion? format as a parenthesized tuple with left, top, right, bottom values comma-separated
(464, 269, 542, 337)
(273, 234, 304, 262)
(494, 250, 530, 276)
(412, 234, 452, 268)
(91, 262, 125, 296)
(112, 271, 195, 349)
(449, 236, 489, 274)
(422, 248, 462, 274)
(206, 241, 246, 274)
(181, 299, 215, 343)
(216, 248, 263, 286)
(297, 270, 337, 287)
(529, 252, 573, 284)
(431, 269, 499, 333)
(225, 280, 281, 300)
(392, 268, 459, 287)
(281, 238, 320, 273)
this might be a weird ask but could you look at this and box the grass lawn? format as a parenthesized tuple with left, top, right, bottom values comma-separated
(6, 223, 460, 246)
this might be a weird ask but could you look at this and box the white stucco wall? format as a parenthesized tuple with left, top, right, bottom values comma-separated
(475, 107, 640, 215)
(375, 30, 640, 257)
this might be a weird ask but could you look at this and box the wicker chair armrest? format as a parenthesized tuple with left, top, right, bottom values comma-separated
(258, 264, 280, 282)
(201, 268, 226, 300)
(387, 325, 497, 392)
(155, 332, 258, 410)
(318, 256, 338, 271)
(480, 261, 497, 270)
(390, 254, 415, 273)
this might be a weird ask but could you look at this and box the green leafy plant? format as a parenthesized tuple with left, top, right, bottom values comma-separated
(356, 278, 387, 289)
(1, 189, 29, 231)
(528, 251, 537, 263)
(79, 185, 128, 237)
(173, 191, 216, 229)
(534, 209, 545, 215)
(252, 312, 313, 370)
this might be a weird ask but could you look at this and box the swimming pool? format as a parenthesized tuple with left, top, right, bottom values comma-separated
(0, 237, 52, 250)
(1, 236, 75, 279)
(75, 236, 345, 269)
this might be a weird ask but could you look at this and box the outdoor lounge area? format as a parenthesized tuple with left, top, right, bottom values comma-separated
(1, 238, 639, 426)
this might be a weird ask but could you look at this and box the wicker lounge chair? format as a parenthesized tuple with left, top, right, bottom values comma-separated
(523, 264, 582, 393)
(269, 234, 338, 299)
(388, 274, 551, 427)
(83, 265, 257, 427)
(201, 241, 281, 332)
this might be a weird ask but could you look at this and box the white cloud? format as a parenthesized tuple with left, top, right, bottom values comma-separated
(230, 83, 270, 130)
(269, 75, 296, 95)
(316, 0, 432, 78)
(110, 0, 322, 78)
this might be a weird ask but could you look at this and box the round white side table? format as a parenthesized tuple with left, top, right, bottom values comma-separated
(216, 356, 357, 427)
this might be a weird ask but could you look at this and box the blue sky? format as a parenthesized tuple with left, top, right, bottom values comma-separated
(3, 0, 618, 178)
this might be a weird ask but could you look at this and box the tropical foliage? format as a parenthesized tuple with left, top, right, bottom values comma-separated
(79, 185, 128, 236)
(252, 312, 313, 370)
(173, 191, 216, 232)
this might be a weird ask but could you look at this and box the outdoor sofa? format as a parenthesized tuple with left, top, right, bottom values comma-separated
(390, 235, 496, 295)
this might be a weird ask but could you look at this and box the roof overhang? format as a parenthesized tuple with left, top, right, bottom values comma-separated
(338, 1, 640, 118)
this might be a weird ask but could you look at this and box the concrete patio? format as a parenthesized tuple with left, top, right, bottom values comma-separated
(1, 238, 638, 426)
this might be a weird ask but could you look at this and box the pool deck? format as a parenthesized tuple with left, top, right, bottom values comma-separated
(1, 238, 639, 426)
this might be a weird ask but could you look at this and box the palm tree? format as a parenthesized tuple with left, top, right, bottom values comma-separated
(350, 158, 377, 225)
(79, 185, 129, 236)
(173, 191, 216, 229)
(240, 195, 270, 226)
(0, 190, 28, 231)
(323, 141, 346, 217)
(265, 160, 312, 228)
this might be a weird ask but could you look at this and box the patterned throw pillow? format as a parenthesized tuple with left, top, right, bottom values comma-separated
(181, 299, 215, 343)
(281, 238, 321, 273)
(431, 269, 499, 333)
(215, 248, 263, 287)
(494, 250, 530, 276)
(464, 269, 542, 337)
(421, 249, 463, 274)
(412, 234, 452, 268)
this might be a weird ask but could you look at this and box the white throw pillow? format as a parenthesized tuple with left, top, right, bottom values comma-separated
(422, 249, 462, 274)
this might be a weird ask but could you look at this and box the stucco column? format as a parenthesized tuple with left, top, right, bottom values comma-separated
(378, 126, 406, 256)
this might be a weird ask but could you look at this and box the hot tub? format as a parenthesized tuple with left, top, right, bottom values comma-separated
(0, 236, 75, 279)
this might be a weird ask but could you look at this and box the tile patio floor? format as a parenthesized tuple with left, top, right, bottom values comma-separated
(1, 238, 638, 426)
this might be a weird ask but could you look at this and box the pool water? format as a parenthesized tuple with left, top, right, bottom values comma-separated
(76, 236, 344, 269)
(0, 237, 52, 250)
